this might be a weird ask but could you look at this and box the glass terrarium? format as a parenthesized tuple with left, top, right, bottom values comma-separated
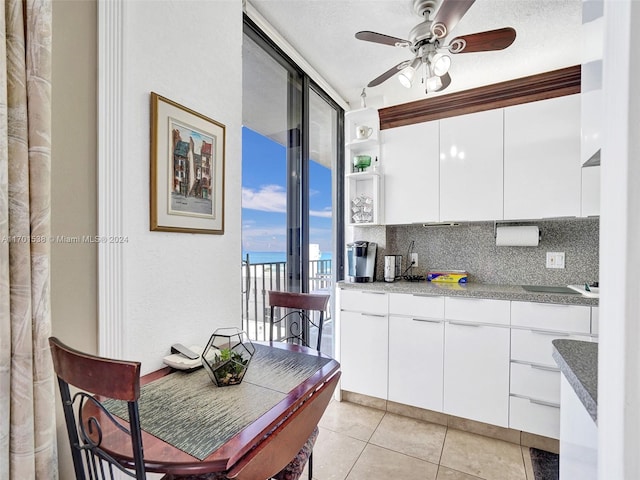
(201, 327, 255, 386)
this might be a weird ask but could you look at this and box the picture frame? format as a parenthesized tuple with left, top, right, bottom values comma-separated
(150, 92, 225, 234)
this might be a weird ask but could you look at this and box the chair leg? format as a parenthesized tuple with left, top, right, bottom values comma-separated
(308, 451, 313, 480)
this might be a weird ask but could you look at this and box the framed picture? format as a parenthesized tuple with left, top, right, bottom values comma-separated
(150, 92, 225, 234)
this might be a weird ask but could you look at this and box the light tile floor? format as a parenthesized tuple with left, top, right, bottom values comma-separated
(307, 399, 537, 480)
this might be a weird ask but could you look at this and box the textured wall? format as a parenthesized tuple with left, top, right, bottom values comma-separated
(101, 1, 243, 373)
(384, 218, 599, 285)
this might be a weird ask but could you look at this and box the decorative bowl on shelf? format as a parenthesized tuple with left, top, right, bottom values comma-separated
(352, 155, 371, 172)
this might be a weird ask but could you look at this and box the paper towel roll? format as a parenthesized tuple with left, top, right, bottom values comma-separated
(495, 226, 540, 246)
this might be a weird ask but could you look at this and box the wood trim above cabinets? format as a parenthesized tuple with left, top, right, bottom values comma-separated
(378, 65, 581, 130)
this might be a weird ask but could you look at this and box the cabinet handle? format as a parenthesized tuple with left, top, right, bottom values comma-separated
(531, 302, 572, 307)
(448, 321, 480, 327)
(412, 293, 438, 298)
(529, 398, 560, 409)
(530, 329, 570, 336)
(362, 291, 386, 295)
(412, 318, 441, 324)
(530, 364, 560, 373)
(361, 313, 386, 318)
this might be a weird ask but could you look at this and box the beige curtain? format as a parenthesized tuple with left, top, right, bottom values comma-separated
(0, 0, 57, 478)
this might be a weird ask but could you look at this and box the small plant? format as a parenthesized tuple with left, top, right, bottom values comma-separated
(212, 348, 249, 386)
(201, 328, 255, 387)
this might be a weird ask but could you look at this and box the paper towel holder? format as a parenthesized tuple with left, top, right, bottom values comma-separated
(493, 221, 542, 240)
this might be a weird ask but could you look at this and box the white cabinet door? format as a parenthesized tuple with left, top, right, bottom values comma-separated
(440, 109, 504, 221)
(340, 310, 388, 399)
(388, 315, 444, 411)
(444, 322, 510, 427)
(504, 94, 581, 219)
(382, 122, 440, 224)
(582, 165, 600, 216)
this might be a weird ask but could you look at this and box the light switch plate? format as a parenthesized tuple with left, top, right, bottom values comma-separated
(546, 252, 565, 269)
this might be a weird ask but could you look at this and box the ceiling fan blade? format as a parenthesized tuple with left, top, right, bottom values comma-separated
(430, 0, 476, 38)
(355, 31, 411, 47)
(448, 27, 516, 53)
(367, 60, 412, 87)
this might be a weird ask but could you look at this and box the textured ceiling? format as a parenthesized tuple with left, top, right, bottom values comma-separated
(248, 0, 583, 109)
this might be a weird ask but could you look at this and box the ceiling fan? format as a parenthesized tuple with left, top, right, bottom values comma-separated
(356, 0, 517, 93)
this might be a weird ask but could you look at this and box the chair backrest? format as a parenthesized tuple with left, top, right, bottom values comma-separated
(268, 291, 330, 351)
(49, 337, 146, 480)
(226, 371, 340, 480)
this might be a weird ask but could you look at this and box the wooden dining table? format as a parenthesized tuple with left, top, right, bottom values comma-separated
(86, 342, 340, 478)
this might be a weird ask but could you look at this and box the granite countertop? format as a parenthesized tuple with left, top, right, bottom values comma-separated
(552, 339, 598, 422)
(337, 280, 598, 306)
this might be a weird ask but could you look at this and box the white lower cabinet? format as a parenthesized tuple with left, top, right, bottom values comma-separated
(509, 301, 592, 439)
(388, 293, 445, 411)
(443, 297, 511, 427)
(444, 321, 510, 427)
(559, 375, 598, 479)
(510, 396, 561, 440)
(339, 288, 599, 438)
(340, 309, 388, 399)
(339, 288, 389, 400)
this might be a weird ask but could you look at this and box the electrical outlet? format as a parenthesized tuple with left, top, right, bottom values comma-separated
(546, 252, 565, 269)
(410, 252, 419, 268)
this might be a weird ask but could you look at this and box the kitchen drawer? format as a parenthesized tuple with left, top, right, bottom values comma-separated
(339, 288, 388, 314)
(445, 297, 510, 325)
(389, 292, 444, 318)
(511, 301, 590, 333)
(510, 362, 560, 403)
(509, 395, 560, 439)
(511, 328, 592, 366)
(592, 307, 599, 335)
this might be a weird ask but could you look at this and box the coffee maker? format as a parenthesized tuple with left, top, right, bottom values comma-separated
(346, 241, 377, 283)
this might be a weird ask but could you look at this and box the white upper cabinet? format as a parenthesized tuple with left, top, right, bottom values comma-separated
(580, 0, 603, 216)
(504, 94, 582, 220)
(382, 122, 439, 224)
(440, 109, 504, 221)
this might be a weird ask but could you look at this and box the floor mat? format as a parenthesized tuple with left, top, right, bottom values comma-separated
(530, 447, 559, 480)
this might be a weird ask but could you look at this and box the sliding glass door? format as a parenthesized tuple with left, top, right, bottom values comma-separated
(241, 17, 343, 355)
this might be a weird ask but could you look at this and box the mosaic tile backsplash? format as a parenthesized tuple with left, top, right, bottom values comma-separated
(377, 218, 599, 285)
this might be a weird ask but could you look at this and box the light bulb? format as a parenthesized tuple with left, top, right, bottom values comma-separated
(426, 75, 443, 92)
(398, 66, 415, 88)
(431, 53, 451, 76)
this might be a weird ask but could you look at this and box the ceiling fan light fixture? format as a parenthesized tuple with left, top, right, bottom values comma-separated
(398, 57, 421, 88)
(430, 53, 451, 76)
(398, 66, 415, 88)
(426, 75, 443, 93)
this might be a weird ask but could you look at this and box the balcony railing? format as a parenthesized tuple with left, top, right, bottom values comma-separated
(241, 258, 333, 355)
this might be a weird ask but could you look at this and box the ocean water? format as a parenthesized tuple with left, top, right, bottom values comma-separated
(243, 251, 332, 264)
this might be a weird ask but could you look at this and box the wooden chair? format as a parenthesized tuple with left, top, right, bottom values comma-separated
(49, 337, 146, 480)
(267, 290, 331, 480)
(267, 291, 330, 352)
(226, 372, 340, 480)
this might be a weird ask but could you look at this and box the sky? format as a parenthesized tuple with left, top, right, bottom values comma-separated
(241, 127, 333, 254)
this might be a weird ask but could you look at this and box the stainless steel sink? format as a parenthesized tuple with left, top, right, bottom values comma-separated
(522, 285, 580, 294)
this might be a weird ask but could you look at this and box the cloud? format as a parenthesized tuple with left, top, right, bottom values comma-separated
(310, 208, 332, 218)
(241, 226, 286, 238)
(242, 185, 286, 213)
(243, 185, 333, 218)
